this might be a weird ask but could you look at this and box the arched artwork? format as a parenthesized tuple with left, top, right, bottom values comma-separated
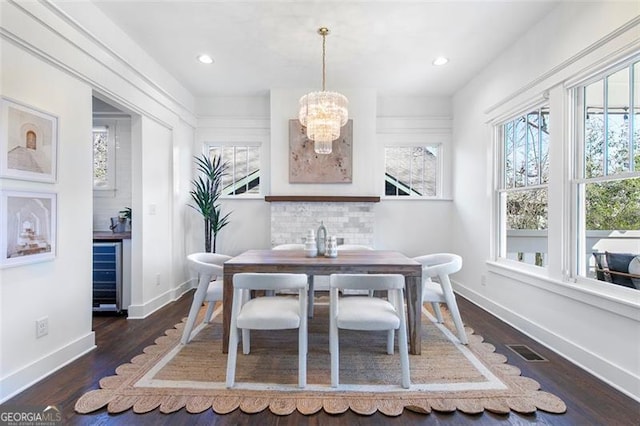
(1, 190, 57, 268)
(1, 97, 58, 182)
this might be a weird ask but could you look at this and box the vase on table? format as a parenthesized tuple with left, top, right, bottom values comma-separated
(325, 236, 338, 258)
(304, 229, 317, 257)
(316, 221, 327, 256)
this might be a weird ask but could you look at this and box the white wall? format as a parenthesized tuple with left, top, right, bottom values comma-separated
(172, 120, 196, 288)
(451, 2, 640, 400)
(0, 39, 95, 402)
(128, 118, 174, 316)
(192, 91, 455, 257)
(375, 200, 453, 256)
(0, 0, 196, 401)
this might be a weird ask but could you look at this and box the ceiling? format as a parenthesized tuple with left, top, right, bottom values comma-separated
(89, 1, 560, 98)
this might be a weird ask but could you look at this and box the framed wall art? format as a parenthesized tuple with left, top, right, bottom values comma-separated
(0, 97, 58, 183)
(289, 119, 353, 183)
(1, 190, 57, 268)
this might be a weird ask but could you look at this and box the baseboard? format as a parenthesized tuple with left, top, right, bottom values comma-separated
(0, 332, 96, 404)
(454, 282, 640, 402)
(126, 279, 193, 319)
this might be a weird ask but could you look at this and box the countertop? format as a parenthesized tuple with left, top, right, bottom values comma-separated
(93, 231, 131, 240)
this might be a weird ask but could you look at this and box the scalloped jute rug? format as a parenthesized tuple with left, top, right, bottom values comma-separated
(75, 302, 566, 417)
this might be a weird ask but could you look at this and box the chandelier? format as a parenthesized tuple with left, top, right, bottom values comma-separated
(299, 27, 348, 154)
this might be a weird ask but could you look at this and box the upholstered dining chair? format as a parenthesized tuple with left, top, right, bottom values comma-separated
(272, 243, 313, 309)
(181, 252, 231, 345)
(226, 272, 308, 388)
(329, 273, 410, 389)
(413, 253, 468, 344)
(335, 245, 375, 296)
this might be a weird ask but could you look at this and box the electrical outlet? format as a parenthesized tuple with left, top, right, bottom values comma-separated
(36, 317, 49, 338)
(156, 273, 161, 286)
(481, 275, 487, 286)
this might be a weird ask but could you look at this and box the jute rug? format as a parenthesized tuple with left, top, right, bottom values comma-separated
(75, 300, 566, 417)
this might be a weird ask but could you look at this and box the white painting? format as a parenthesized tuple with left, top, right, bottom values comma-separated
(1, 190, 57, 268)
(0, 97, 58, 183)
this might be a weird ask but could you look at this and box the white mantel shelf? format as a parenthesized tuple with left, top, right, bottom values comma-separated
(264, 196, 381, 203)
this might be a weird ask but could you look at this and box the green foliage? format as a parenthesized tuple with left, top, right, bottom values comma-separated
(505, 109, 639, 239)
(586, 178, 640, 230)
(584, 116, 640, 230)
(189, 154, 231, 253)
(119, 207, 131, 220)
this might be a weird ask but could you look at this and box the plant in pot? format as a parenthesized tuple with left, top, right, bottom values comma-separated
(110, 207, 131, 233)
(189, 154, 231, 253)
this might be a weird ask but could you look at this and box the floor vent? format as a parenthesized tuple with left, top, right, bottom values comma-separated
(506, 344, 548, 362)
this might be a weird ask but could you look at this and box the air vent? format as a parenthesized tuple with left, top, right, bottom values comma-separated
(506, 344, 548, 362)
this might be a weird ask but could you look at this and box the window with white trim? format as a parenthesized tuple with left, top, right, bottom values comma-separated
(207, 144, 260, 196)
(384, 145, 440, 197)
(93, 125, 115, 190)
(498, 106, 550, 267)
(574, 57, 640, 286)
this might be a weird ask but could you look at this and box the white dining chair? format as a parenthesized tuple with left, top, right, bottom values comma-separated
(336, 245, 375, 296)
(329, 273, 410, 389)
(226, 272, 308, 388)
(272, 243, 314, 312)
(181, 252, 232, 345)
(413, 253, 468, 344)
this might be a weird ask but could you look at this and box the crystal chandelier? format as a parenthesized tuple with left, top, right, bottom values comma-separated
(299, 27, 348, 154)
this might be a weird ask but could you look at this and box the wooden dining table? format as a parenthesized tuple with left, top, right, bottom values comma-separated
(222, 249, 423, 354)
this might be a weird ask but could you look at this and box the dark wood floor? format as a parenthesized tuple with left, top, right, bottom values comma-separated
(3, 292, 639, 425)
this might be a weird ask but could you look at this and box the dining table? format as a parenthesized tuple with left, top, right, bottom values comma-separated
(222, 249, 423, 354)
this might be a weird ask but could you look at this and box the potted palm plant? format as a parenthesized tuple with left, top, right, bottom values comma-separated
(189, 154, 231, 253)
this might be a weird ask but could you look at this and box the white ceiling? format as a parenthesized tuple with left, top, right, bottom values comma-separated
(90, 0, 560, 98)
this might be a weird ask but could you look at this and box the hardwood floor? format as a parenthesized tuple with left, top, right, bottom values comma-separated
(2, 292, 638, 425)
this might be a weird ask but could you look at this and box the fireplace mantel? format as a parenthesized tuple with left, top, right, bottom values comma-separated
(265, 195, 380, 203)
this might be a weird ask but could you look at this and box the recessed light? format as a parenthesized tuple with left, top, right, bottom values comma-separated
(432, 56, 449, 66)
(197, 54, 214, 64)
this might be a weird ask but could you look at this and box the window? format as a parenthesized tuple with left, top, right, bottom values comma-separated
(575, 58, 640, 283)
(384, 145, 440, 197)
(498, 106, 550, 267)
(93, 125, 115, 190)
(207, 145, 260, 196)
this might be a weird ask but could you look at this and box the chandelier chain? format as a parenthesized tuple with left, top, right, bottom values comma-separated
(321, 29, 327, 91)
(298, 26, 348, 154)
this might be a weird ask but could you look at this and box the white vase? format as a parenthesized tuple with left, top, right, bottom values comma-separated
(325, 236, 338, 258)
(305, 229, 317, 257)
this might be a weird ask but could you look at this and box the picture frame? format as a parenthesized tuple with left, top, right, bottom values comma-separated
(0, 97, 58, 183)
(289, 119, 353, 183)
(0, 190, 57, 268)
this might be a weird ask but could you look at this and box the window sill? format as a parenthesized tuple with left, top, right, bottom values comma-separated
(220, 194, 264, 201)
(93, 189, 116, 198)
(264, 196, 380, 203)
(381, 196, 453, 201)
(486, 260, 639, 320)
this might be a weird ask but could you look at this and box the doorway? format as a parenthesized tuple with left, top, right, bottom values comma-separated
(91, 94, 132, 316)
